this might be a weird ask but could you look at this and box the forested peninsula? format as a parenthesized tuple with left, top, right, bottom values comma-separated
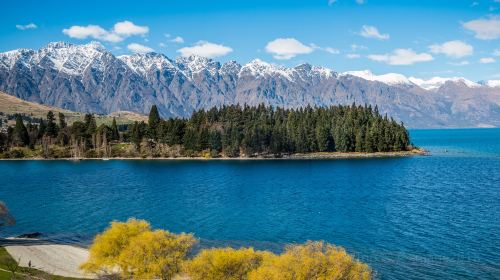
(0, 104, 422, 159)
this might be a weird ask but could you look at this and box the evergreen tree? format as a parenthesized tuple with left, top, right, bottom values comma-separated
(148, 105, 161, 140)
(12, 114, 29, 147)
(111, 118, 120, 141)
(58, 112, 67, 129)
(46, 111, 58, 137)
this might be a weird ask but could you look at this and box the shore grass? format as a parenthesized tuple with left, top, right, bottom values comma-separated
(0, 247, 84, 280)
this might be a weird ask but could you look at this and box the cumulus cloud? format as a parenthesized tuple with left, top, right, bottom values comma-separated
(177, 41, 233, 58)
(479, 57, 495, 64)
(127, 43, 154, 54)
(462, 16, 500, 40)
(16, 23, 37, 30)
(170, 36, 184, 43)
(359, 25, 389, 40)
(346, 53, 360, 59)
(113, 21, 149, 36)
(429, 40, 473, 58)
(265, 38, 314, 60)
(63, 21, 149, 43)
(368, 49, 433, 65)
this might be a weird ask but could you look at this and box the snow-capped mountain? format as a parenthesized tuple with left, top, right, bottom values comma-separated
(0, 41, 498, 128)
(340, 70, 412, 86)
(409, 76, 481, 91)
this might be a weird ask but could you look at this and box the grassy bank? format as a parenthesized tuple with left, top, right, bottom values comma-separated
(0, 247, 84, 280)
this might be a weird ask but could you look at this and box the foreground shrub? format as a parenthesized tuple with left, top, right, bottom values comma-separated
(82, 219, 372, 280)
(80, 218, 196, 280)
(248, 241, 371, 280)
(183, 247, 270, 280)
(119, 230, 196, 280)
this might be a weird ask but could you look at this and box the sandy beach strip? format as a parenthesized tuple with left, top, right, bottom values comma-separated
(4, 239, 92, 279)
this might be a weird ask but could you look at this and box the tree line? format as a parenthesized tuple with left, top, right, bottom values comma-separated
(0, 103, 411, 158)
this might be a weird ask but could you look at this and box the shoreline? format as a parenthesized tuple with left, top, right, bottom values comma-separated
(2, 238, 92, 279)
(0, 149, 427, 161)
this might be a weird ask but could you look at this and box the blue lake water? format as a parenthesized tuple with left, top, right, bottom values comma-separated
(1, 128, 499, 279)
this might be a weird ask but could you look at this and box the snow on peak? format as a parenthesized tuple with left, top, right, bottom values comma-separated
(341, 70, 411, 86)
(478, 80, 500, 88)
(409, 76, 481, 90)
(118, 52, 176, 76)
(0, 48, 35, 69)
(33, 41, 113, 75)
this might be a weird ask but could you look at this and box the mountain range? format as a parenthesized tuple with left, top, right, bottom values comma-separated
(0, 41, 499, 128)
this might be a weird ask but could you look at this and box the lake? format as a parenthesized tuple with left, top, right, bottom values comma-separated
(1, 128, 499, 279)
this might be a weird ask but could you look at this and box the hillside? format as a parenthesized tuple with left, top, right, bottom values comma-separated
(0, 91, 146, 125)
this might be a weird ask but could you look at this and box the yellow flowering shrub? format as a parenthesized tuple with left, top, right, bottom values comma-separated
(248, 241, 371, 280)
(183, 247, 271, 280)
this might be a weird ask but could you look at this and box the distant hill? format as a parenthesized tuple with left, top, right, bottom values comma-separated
(0, 91, 146, 125)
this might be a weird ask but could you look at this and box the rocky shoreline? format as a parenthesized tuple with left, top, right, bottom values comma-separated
(0, 148, 427, 160)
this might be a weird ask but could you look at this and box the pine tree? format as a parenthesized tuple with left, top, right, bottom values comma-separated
(148, 105, 161, 140)
(12, 114, 29, 147)
(58, 112, 67, 129)
(111, 118, 120, 141)
(46, 111, 58, 137)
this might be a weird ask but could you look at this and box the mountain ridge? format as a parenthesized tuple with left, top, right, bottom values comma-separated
(0, 41, 499, 128)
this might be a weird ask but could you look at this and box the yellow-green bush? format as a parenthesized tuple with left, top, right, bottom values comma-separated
(80, 218, 196, 280)
(248, 241, 371, 280)
(81, 219, 372, 280)
(183, 247, 271, 280)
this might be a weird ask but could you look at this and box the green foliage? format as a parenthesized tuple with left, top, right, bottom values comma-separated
(12, 114, 29, 147)
(0, 104, 411, 158)
(46, 111, 58, 137)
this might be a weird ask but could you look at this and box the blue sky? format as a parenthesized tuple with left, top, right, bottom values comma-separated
(1, 0, 499, 81)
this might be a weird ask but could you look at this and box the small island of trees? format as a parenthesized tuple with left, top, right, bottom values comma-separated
(0, 104, 413, 159)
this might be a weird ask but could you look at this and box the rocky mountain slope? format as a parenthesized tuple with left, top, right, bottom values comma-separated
(0, 41, 499, 128)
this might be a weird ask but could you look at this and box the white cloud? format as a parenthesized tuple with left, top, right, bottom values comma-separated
(311, 44, 339, 54)
(63, 25, 122, 42)
(324, 47, 340, 54)
(479, 57, 496, 64)
(346, 53, 360, 59)
(359, 25, 389, 40)
(449, 60, 470, 66)
(462, 16, 500, 40)
(113, 21, 148, 36)
(16, 23, 37, 30)
(159, 42, 166, 48)
(63, 21, 149, 43)
(127, 43, 154, 54)
(368, 48, 434, 65)
(177, 41, 233, 58)
(351, 44, 368, 51)
(429, 40, 473, 58)
(493, 49, 500, 56)
(170, 36, 184, 43)
(265, 38, 314, 60)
